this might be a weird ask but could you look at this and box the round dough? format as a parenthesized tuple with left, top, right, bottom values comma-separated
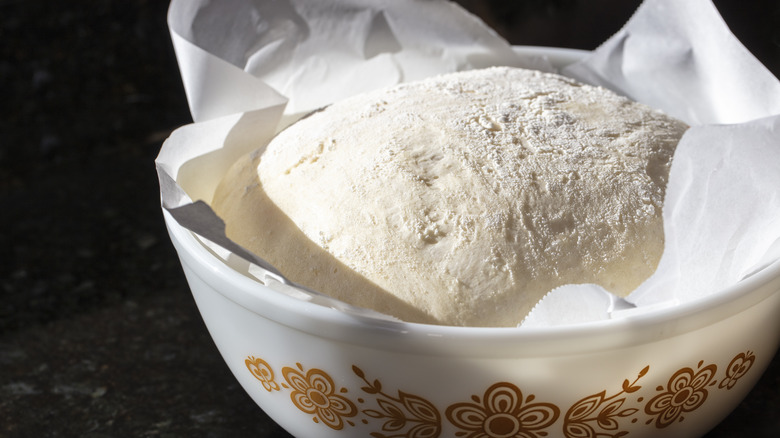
(212, 66, 687, 327)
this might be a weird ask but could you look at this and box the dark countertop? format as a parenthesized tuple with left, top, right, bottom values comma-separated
(2, 1, 778, 436)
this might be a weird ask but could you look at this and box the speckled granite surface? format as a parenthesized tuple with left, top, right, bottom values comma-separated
(1, 1, 778, 436)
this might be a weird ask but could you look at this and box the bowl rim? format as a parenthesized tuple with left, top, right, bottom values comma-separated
(163, 46, 780, 357)
(166, 208, 780, 356)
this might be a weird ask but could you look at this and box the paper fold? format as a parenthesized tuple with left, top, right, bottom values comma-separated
(167, 0, 544, 124)
(562, 0, 780, 125)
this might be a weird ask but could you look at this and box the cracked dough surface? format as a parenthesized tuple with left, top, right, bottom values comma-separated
(212, 66, 687, 327)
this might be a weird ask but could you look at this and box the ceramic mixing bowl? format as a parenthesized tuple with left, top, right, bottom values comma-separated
(161, 48, 780, 438)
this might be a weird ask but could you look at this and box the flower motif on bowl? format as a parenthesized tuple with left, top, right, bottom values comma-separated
(244, 350, 758, 437)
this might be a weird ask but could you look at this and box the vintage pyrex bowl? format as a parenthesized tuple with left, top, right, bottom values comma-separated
(161, 48, 780, 438)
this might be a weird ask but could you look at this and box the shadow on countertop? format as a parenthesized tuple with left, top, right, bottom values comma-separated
(1, 1, 778, 436)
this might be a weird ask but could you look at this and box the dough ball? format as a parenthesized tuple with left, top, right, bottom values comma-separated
(212, 66, 687, 327)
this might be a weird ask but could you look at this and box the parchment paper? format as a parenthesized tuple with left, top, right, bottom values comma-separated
(157, 0, 780, 327)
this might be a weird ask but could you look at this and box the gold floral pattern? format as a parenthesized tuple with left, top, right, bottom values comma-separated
(282, 363, 358, 430)
(644, 360, 717, 428)
(243, 350, 758, 436)
(353, 365, 441, 438)
(719, 351, 755, 390)
(563, 366, 647, 438)
(245, 356, 280, 392)
(446, 382, 559, 437)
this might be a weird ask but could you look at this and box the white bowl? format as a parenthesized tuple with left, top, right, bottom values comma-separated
(162, 47, 780, 438)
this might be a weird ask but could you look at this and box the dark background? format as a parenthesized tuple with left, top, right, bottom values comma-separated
(1, 0, 778, 436)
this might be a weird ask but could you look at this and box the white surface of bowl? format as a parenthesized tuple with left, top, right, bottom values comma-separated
(162, 47, 780, 438)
